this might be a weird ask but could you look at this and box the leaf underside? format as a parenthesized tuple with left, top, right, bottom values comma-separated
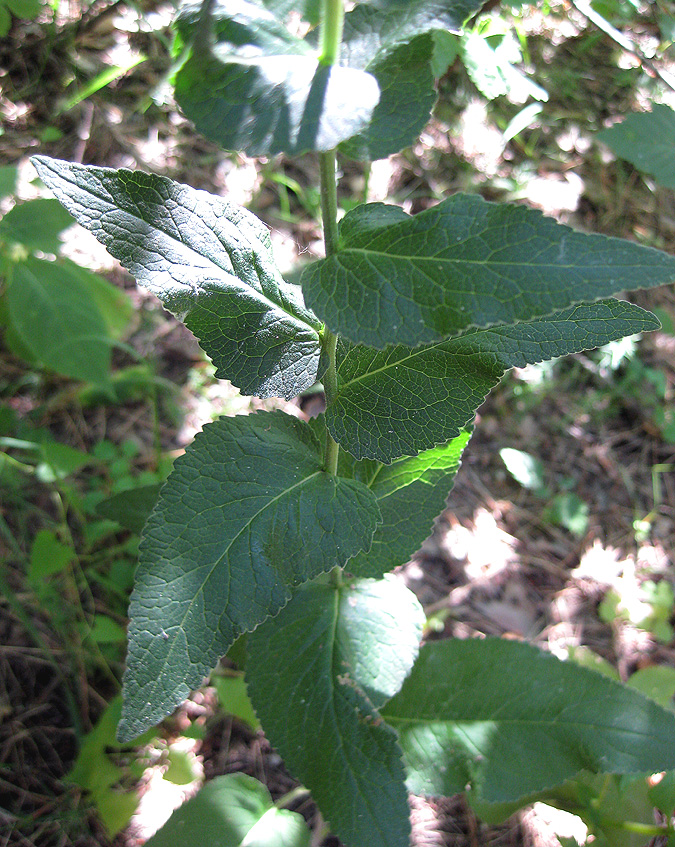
(117, 412, 380, 741)
(302, 196, 675, 349)
(383, 638, 675, 804)
(30, 155, 322, 401)
(342, 430, 472, 577)
(247, 577, 424, 847)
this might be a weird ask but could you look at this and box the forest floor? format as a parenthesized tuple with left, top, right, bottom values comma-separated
(1, 1, 675, 845)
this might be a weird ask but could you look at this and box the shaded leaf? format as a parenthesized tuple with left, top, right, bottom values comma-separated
(302, 196, 675, 349)
(8, 257, 113, 385)
(383, 638, 675, 804)
(174, 0, 380, 157)
(341, 430, 472, 577)
(118, 412, 380, 741)
(145, 773, 311, 847)
(96, 484, 162, 534)
(31, 156, 322, 400)
(328, 299, 658, 462)
(247, 577, 424, 847)
(0, 198, 75, 253)
(599, 104, 675, 189)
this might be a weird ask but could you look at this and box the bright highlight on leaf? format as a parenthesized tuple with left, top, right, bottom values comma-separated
(145, 773, 311, 847)
(118, 411, 381, 741)
(383, 638, 675, 803)
(247, 577, 424, 847)
(30, 156, 323, 400)
(303, 195, 675, 349)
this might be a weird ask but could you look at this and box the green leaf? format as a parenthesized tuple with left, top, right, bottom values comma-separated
(96, 484, 162, 534)
(302, 196, 675, 349)
(598, 105, 675, 189)
(0, 198, 75, 253)
(118, 411, 380, 741)
(61, 259, 134, 341)
(247, 576, 424, 847)
(328, 299, 658, 462)
(30, 156, 322, 401)
(145, 773, 311, 847)
(212, 673, 260, 730)
(0, 165, 18, 200)
(8, 258, 113, 385)
(499, 447, 546, 492)
(382, 638, 675, 804)
(339, 0, 484, 160)
(173, 0, 380, 157)
(28, 529, 75, 585)
(341, 430, 472, 577)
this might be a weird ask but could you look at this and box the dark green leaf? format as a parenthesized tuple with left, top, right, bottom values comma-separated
(338, 0, 484, 160)
(0, 198, 76, 253)
(383, 638, 675, 804)
(8, 257, 113, 385)
(303, 196, 675, 349)
(96, 484, 162, 534)
(341, 430, 471, 577)
(174, 0, 380, 157)
(247, 577, 424, 847)
(599, 105, 675, 189)
(328, 299, 658, 462)
(118, 412, 380, 741)
(30, 156, 322, 400)
(145, 773, 311, 847)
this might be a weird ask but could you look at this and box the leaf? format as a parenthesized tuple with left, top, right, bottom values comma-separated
(499, 447, 545, 492)
(339, 0, 485, 160)
(118, 411, 380, 741)
(247, 576, 424, 847)
(302, 195, 675, 349)
(145, 773, 311, 847)
(328, 299, 659, 462)
(30, 156, 322, 401)
(173, 0, 380, 157)
(598, 105, 675, 189)
(0, 198, 74, 253)
(382, 638, 675, 804)
(96, 484, 162, 534)
(341, 430, 472, 578)
(8, 257, 113, 385)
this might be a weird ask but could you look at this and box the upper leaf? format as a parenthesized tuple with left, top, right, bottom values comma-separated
(338, 0, 485, 160)
(145, 773, 311, 847)
(598, 104, 675, 190)
(118, 411, 380, 741)
(173, 0, 381, 157)
(341, 430, 471, 577)
(247, 576, 424, 847)
(0, 198, 76, 253)
(328, 299, 659, 462)
(30, 156, 322, 401)
(302, 195, 675, 349)
(383, 638, 675, 804)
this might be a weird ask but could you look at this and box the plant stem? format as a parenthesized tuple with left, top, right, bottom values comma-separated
(319, 0, 344, 66)
(318, 150, 341, 477)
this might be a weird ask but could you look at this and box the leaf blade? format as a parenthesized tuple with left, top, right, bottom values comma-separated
(247, 577, 424, 847)
(383, 638, 675, 804)
(302, 195, 675, 349)
(118, 412, 380, 741)
(329, 299, 659, 462)
(30, 156, 322, 400)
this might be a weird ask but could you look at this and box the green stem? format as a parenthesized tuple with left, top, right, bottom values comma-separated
(318, 151, 341, 477)
(319, 0, 344, 66)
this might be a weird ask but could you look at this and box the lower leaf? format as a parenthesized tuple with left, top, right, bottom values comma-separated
(382, 638, 675, 805)
(118, 411, 380, 742)
(246, 576, 425, 847)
